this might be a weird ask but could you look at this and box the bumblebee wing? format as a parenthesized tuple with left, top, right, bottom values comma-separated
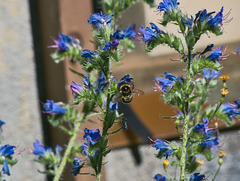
(132, 89, 144, 96)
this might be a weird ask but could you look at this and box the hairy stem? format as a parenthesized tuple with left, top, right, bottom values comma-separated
(180, 115, 189, 181)
(53, 113, 86, 181)
(212, 164, 221, 181)
(180, 47, 192, 181)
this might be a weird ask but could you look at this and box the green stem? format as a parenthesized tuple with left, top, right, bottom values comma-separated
(209, 97, 224, 122)
(180, 115, 189, 181)
(180, 47, 192, 181)
(212, 164, 221, 181)
(96, 172, 101, 181)
(53, 113, 86, 181)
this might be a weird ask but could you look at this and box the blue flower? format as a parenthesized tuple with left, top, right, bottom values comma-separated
(117, 74, 133, 90)
(0, 145, 15, 158)
(200, 137, 219, 149)
(32, 140, 62, 157)
(207, 46, 223, 61)
(43, 100, 67, 115)
(0, 144, 15, 176)
(189, 173, 205, 181)
(181, 16, 193, 28)
(163, 149, 176, 159)
(202, 69, 220, 80)
(192, 118, 213, 139)
(151, 138, 169, 152)
(70, 157, 83, 176)
(103, 42, 114, 50)
(155, 77, 173, 93)
(104, 42, 114, 50)
(32, 140, 52, 156)
(164, 72, 176, 81)
(81, 49, 95, 59)
(82, 75, 91, 88)
(236, 45, 240, 54)
(123, 25, 137, 38)
(95, 73, 108, 93)
(2, 158, 10, 176)
(139, 23, 162, 42)
(108, 101, 118, 111)
(49, 33, 80, 52)
(83, 128, 101, 145)
(70, 81, 83, 95)
(81, 142, 90, 156)
(155, 72, 184, 93)
(234, 98, 240, 108)
(113, 30, 125, 40)
(195, 9, 215, 22)
(221, 103, 240, 118)
(103, 30, 125, 51)
(154, 173, 167, 181)
(157, 0, 180, 13)
(207, 7, 223, 27)
(88, 13, 113, 28)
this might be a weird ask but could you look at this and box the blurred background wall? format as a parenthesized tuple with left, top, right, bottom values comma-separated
(0, 0, 240, 181)
(0, 0, 44, 180)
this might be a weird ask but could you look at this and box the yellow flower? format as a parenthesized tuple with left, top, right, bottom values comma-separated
(221, 88, 229, 96)
(197, 160, 204, 165)
(163, 160, 169, 167)
(220, 75, 229, 82)
(219, 151, 226, 158)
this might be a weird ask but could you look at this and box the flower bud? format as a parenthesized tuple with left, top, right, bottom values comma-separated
(221, 88, 229, 97)
(163, 160, 169, 172)
(218, 158, 223, 165)
(175, 120, 180, 127)
(219, 151, 226, 158)
(197, 160, 204, 165)
(220, 75, 229, 82)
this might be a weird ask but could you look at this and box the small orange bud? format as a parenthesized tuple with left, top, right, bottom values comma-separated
(163, 160, 169, 167)
(221, 88, 229, 96)
(197, 160, 204, 165)
(220, 75, 229, 82)
(219, 151, 226, 158)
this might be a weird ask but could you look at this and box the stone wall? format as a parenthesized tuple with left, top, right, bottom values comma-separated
(0, 1, 44, 180)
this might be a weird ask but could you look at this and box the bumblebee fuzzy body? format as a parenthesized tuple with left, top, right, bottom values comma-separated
(117, 83, 144, 104)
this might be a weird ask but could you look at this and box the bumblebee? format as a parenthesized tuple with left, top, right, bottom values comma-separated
(115, 74, 144, 103)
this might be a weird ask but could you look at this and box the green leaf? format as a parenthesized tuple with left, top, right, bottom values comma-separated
(171, 161, 180, 166)
(69, 68, 85, 78)
(215, 109, 233, 126)
(102, 149, 111, 157)
(145, 33, 184, 54)
(185, 95, 198, 102)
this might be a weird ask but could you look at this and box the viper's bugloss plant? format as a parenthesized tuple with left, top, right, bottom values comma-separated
(29, 0, 240, 180)
(140, 0, 237, 181)
(31, 0, 156, 180)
